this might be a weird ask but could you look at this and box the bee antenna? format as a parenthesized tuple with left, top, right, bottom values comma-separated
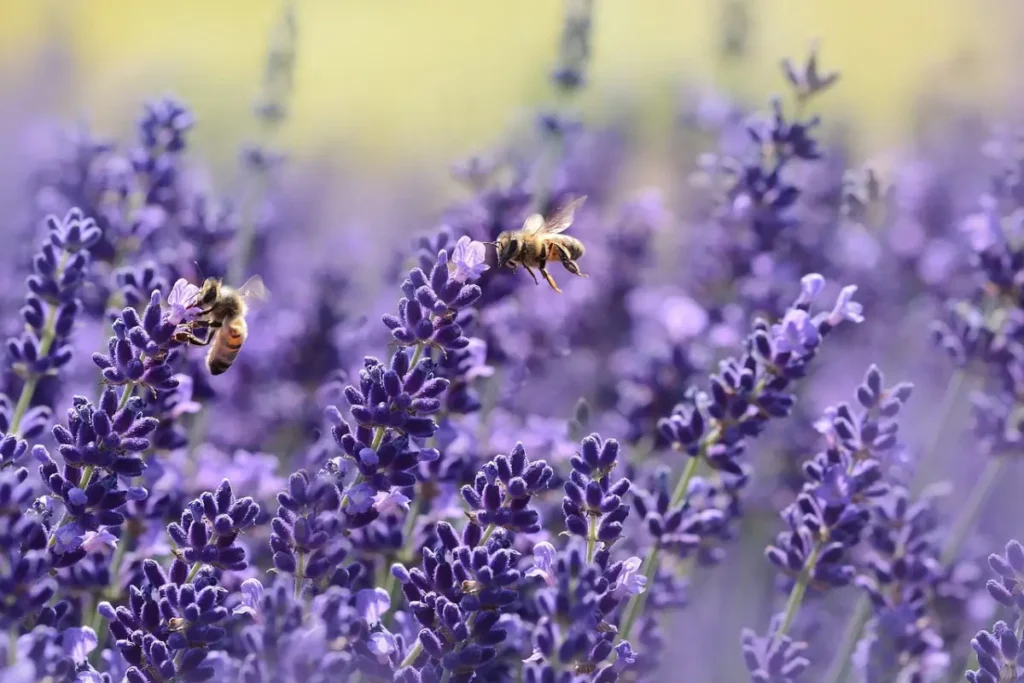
(193, 261, 205, 282)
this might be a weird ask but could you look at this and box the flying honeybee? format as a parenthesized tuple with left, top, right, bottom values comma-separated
(176, 275, 269, 375)
(493, 195, 587, 293)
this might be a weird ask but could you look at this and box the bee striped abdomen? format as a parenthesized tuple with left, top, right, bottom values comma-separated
(207, 318, 247, 376)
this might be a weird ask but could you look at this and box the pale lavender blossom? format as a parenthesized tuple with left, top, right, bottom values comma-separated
(80, 529, 118, 554)
(797, 272, 826, 304)
(165, 278, 202, 325)
(614, 556, 647, 598)
(373, 488, 411, 516)
(62, 627, 97, 664)
(367, 631, 397, 665)
(525, 541, 557, 586)
(772, 309, 820, 353)
(344, 482, 376, 514)
(232, 578, 264, 622)
(825, 285, 864, 325)
(449, 235, 490, 282)
(54, 522, 86, 554)
(356, 588, 391, 627)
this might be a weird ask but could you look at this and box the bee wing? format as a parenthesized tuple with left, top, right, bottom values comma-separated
(237, 275, 270, 306)
(537, 195, 587, 234)
(520, 213, 546, 236)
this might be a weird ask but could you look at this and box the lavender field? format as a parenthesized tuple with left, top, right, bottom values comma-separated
(2, 1, 1024, 682)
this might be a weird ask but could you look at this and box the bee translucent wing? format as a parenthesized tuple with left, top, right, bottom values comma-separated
(537, 195, 587, 234)
(521, 213, 546, 235)
(237, 275, 270, 305)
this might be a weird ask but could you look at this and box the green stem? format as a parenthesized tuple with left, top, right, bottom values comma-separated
(89, 523, 134, 661)
(9, 377, 41, 439)
(825, 371, 967, 683)
(371, 427, 386, 450)
(618, 454, 701, 642)
(382, 494, 422, 623)
(940, 456, 1006, 566)
(400, 641, 423, 668)
(294, 551, 306, 599)
(116, 381, 136, 411)
(910, 369, 966, 495)
(8, 255, 70, 436)
(408, 341, 426, 370)
(585, 514, 597, 564)
(774, 544, 820, 640)
(185, 559, 204, 584)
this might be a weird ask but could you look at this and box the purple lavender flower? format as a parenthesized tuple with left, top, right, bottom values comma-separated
(383, 250, 481, 354)
(166, 479, 259, 571)
(449, 236, 490, 283)
(562, 434, 631, 558)
(4, 208, 99, 432)
(461, 443, 554, 534)
(966, 541, 1024, 683)
(91, 290, 184, 395)
(165, 277, 202, 325)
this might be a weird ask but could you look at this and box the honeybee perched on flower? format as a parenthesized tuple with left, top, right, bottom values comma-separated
(168, 275, 269, 375)
(492, 195, 587, 293)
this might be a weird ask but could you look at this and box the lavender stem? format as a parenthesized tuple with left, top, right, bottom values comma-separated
(8, 254, 70, 435)
(774, 543, 820, 640)
(940, 456, 1005, 566)
(824, 369, 967, 683)
(618, 452, 701, 641)
(820, 597, 871, 683)
(585, 514, 597, 564)
(400, 521, 498, 673)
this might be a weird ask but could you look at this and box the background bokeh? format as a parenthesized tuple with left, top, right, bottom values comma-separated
(2, 2, 1024, 682)
(3, 0, 1021, 167)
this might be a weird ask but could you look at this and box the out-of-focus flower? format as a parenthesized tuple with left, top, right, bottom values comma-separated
(61, 626, 97, 664)
(356, 587, 391, 627)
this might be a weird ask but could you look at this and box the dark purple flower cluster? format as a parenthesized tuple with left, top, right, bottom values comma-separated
(966, 540, 1024, 683)
(525, 542, 643, 682)
(853, 485, 948, 682)
(461, 443, 553, 534)
(562, 434, 630, 558)
(746, 364, 916, 680)
(383, 249, 482, 355)
(2, 209, 101, 442)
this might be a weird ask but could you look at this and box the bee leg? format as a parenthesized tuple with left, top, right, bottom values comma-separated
(522, 265, 540, 285)
(175, 330, 217, 347)
(539, 263, 562, 293)
(174, 321, 220, 346)
(560, 257, 588, 278)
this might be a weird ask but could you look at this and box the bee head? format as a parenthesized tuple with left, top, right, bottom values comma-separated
(198, 278, 221, 307)
(493, 232, 519, 269)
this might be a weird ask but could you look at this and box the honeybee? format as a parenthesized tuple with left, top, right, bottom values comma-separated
(493, 195, 587, 293)
(176, 275, 269, 375)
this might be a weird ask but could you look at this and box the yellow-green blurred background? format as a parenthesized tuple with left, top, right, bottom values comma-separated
(1, 0, 1021, 171)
